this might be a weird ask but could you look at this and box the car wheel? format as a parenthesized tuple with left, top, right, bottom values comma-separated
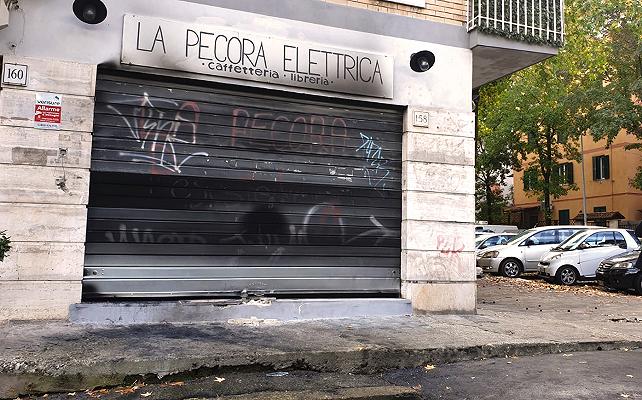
(556, 266, 578, 286)
(499, 259, 522, 278)
(635, 276, 642, 296)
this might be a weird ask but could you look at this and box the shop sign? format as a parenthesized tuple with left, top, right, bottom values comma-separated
(34, 92, 62, 130)
(121, 15, 394, 98)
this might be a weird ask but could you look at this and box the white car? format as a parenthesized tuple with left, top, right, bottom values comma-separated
(538, 228, 641, 285)
(477, 226, 590, 277)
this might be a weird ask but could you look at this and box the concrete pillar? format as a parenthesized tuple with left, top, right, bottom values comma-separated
(0, 56, 95, 320)
(401, 107, 477, 314)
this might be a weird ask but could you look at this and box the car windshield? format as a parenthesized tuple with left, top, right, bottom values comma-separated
(505, 229, 534, 245)
(555, 230, 588, 251)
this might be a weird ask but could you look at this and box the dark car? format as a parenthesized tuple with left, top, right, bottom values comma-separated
(596, 248, 642, 294)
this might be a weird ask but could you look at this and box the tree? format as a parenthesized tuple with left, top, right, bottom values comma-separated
(565, 0, 642, 188)
(479, 0, 641, 225)
(488, 61, 581, 225)
(475, 79, 520, 224)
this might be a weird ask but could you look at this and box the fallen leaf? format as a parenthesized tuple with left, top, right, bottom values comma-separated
(140, 392, 152, 397)
(115, 388, 137, 395)
(626, 375, 634, 378)
(167, 381, 184, 387)
(214, 377, 226, 383)
(67, 394, 76, 397)
(424, 364, 436, 371)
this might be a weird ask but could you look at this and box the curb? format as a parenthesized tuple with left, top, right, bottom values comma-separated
(2, 340, 641, 398)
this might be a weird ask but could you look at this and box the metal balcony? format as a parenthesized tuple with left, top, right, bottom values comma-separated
(468, 0, 564, 45)
(468, 0, 564, 88)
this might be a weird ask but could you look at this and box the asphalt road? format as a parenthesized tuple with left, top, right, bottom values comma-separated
(385, 348, 642, 400)
(25, 349, 641, 399)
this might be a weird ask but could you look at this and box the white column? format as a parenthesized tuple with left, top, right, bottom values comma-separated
(401, 107, 477, 314)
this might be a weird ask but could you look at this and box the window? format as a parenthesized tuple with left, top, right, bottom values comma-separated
(593, 155, 610, 180)
(593, 206, 607, 213)
(557, 163, 574, 184)
(559, 209, 570, 225)
(583, 231, 617, 247)
(523, 169, 538, 191)
(480, 236, 501, 249)
(614, 232, 627, 247)
(558, 229, 582, 242)
(388, 0, 424, 7)
(527, 230, 558, 245)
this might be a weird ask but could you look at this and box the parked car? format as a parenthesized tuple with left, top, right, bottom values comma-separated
(475, 224, 518, 236)
(537, 229, 641, 285)
(475, 233, 516, 251)
(595, 248, 642, 294)
(477, 226, 589, 277)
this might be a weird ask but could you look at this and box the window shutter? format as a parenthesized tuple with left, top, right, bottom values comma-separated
(604, 156, 610, 179)
(592, 156, 598, 180)
(568, 163, 574, 184)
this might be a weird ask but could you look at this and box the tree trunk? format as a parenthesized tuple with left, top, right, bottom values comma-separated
(485, 176, 494, 224)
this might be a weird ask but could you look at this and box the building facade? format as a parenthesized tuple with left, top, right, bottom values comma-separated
(512, 132, 642, 228)
(0, 0, 560, 321)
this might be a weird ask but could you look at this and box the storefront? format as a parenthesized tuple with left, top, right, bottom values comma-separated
(0, 0, 478, 320)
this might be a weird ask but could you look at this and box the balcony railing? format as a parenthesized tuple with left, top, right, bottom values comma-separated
(467, 0, 564, 47)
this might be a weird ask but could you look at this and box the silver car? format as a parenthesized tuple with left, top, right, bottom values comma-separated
(477, 226, 590, 277)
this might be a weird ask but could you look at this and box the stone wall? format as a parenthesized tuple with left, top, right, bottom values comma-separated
(0, 56, 95, 320)
(401, 107, 476, 313)
(320, 0, 467, 25)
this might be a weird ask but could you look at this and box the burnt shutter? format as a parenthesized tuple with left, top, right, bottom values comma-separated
(83, 72, 403, 299)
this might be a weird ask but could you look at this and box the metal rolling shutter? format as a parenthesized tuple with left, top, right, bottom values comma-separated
(83, 72, 402, 299)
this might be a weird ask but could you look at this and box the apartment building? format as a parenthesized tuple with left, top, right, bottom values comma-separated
(0, 0, 562, 321)
(512, 132, 642, 228)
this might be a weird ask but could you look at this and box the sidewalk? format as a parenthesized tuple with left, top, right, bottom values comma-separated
(2, 278, 642, 398)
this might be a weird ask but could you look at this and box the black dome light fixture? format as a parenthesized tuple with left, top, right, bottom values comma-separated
(73, 0, 108, 25)
(410, 50, 436, 73)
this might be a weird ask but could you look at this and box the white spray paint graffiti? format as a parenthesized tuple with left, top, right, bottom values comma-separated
(107, 92, 209, 173)
(355, 132, 390, 188)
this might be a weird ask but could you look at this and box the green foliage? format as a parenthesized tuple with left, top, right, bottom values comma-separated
(478, 0, 642, 224)
(632, 169, 642, 191)
(0, 231, 11, 262)
(475, 79, 522, 223)
(565, 0, 642, 187)
(486, 60, 581, 224)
